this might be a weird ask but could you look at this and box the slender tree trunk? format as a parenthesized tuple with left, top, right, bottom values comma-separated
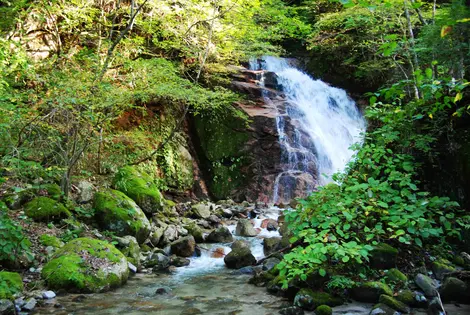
(404, 0, 421, 99)
(195, 3, 218, 83)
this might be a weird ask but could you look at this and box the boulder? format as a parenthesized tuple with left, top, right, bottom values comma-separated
(3, 184, 61, 210)
(293, 289, 343, 310)
(369, 243, 398, 269)
(396, 289, 427, 308)
(415, 273, 438, 297)
(184, 223, 204, 243)
(146, 252, 170, 270)
(279, 306, 305, 315)
(206, 227, 233, 243)
(378, 295, 409, 313)
(115, 236, 141, 269)
(224, 247, 256, 269)
(428, 297, 445, 315)
(24, 197, 71, 222)
(370, 303, 396, 315)
(170, 255, 190, 267)
(431, 258, 455, 280)
(190, 203, 212, 219)
(385, 268, 408, 283)
(351, 282, 393, 303)
(235, 219, 258, 237)
(261, 218, 278, 231)
(439, 276, 468, 302)
(41, 238, 129, 292)
(149, 227, 165, 247)
(262, 257, 280, 271)
(263, 237, 282, 255)
(231, 240, 250, 250)
(171, 236, 196, 257)
(0, 299, 15, 314)
(93, 190, 151, 244)
(113, 166, 163, 214)
(0, 272, 23, 300)
(77, 180, 95, 203)
(161, 225, 179, 245)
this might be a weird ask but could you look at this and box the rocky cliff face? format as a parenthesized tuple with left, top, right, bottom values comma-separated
(191, 66, 317, 204)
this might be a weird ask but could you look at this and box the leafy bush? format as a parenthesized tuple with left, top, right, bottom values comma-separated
(0, 213, 33, 264)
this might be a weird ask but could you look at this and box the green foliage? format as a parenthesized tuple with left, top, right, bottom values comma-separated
(0, 213, 33, 264)
(0, 272, 23, 300)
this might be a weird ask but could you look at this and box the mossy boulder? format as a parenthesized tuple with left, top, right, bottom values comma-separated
(351, 281, 393, 303)
(370, 243, 398, 269)
(93, 189, 151, 244)
(113, 166, 163, 214)
(206, 226, 233, 243)
(224, 247, 256, 269)
(431, 258, 455, 280)
(24, 197, 71, 222)
(315, 305, 332, 315)
(414, 273, 438, 297)
(3, 184, 62, 210)
(385, 268, 408, 283)
(39, 234, 64, 248)
(370, 303, 396, 315)
(294, 289, 343, 310)
(184, 223, 204, 243)
(41, 238, 129, 293)
(439, 277, 469, 303)
(115, 236, 141, 269)
(170, 235, 196, 257)
(396, 289, 427, 308)
(379, 295, 409, 313)
(0, 272, 23, 300)
(264, 237, 282, 255)
(235, 219, 258, 237)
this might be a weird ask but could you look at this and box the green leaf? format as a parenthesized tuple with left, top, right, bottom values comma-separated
(319, 269, 327, 277)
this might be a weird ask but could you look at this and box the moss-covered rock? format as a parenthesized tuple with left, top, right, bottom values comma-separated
(351, 282, 393, 303)
(396, 289, 414, 306)
(39, 234, 64, 248)
(379, 295, 409, 313)
(370, 303, 396, 315)
(93, 189, 151, 244)
(184, 223, 204, 243)
(115, 236, 141, 269)
(41, 238, 129, 293)
(24, 197, 71, 222)
(3, 184, 62, 210)
(431, 258, 455, 280)
(224, 247, 256, 269)
(385, 268, 408, 283)
(249, 271, 275, 286)
(206, 226, 233, 243)
(415, 273, 437, 297)
(370, 243, 398, 269)
(439, 276, 469, 303)
(294, 289, 343, 310)
(113, 166, 163, 214)
(315, 305, 332, 315)
(0, 272, 23, 300)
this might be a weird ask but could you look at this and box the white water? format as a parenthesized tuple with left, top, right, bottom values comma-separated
(250, 56, 366, 203)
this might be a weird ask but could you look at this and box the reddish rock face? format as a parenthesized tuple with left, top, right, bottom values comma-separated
(211, 247, 225, 258)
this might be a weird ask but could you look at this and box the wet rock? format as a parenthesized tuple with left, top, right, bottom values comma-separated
(378, 295, 409, 313)
(149, 227, 165, 247)
(249, 271, 275, 287)
(161, 225, 179, 245)
(396, 289, 427, 308)
(370, 243, 398, 269)
(42, 291, 56, 299)
(415, 273, 438, 297)
(156, 287, 171, 295)
(262, 257, 280, 271)
(431, 258, 455, 280)
(190, 203, 211, 219)
(211, 247, 226, 258)
(176, 226, 189, 237)
(184, 223, 204, 243)
(22, 298, 37, 312)
(263, 237, 282, 255)
(93, 189, 151, 244)
(116, 235, 141, 269)
(236, 266, 256, 275)
(293, 289, 343, 311)
(219, 208, 233, 218)
(170, 255, 191, 267)
(207, 214, 221, 225)
(224, 247, 256, 269)
(77, 180, 94, 203)
(206, 227, 233, 243)
(261, 218, 278, 231)
(370, 303, 396, 315)
(428, 297, 444, 315)
(279, 306, 305, 315)
(0, 299, 15, 315)
(235, 219, 258, 237)
(146, 252, 170, 270)
(171, 236, 196, 257)
(385, 268, 408, 283)
(351, 282, 393, 303)
(231, 240, 250, 250)
(41, 238, 129, 293)
(128, 262, 138, 273)
(439, 276, 468, 302)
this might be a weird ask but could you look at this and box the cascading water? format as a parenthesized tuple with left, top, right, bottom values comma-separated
(250, 56, 366, 203)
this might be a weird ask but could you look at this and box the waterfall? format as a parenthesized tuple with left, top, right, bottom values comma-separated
(250, 56, 366, 203)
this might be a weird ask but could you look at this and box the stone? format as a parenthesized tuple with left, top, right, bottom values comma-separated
(171, 236, 196, 257)
(370, 303, 396, 315)
(116, 235, 141, 269)
(395, 290, 427, 307)
(431, 258, 455, 280)
(184, 223, 204, 243)
(24, 197, 71, 222)
(351, 282, 393, 303)
(190, 203, 211, 219)
(0, 272, 23, 300)
(155, 287, 170, 295)
(219, 208, 233, 218)
(170, 255, 190, 267)
(128, 262, 137, 273)
(279, 306, 305, 315)
(22, 298, 37, 312)
(41, 238, 129, 293)
(378, 295, 409, 313)
(113, 166, 163, 214)
(261, 218, 278, 231)
(439, 276, 468, 302)
(149, 227, 165, 247)
(211, 247, 226, 258)
(93, 190, 151, 244)
(293, 289, 343, 311)
(415, 273, 438, 297)
(235, 219, 258, 237)
(385, 268, 407, 283)
(370, 243, 398, 269)
(224, 247, 256, 269)
(206, 227, 233, 243)
(262, 257, 280, 272)
(428, 297, 444, 315)
(0, 299, 15, 315)
(145, 252, 170, 269)
(231, 240, 250, 250)
(77, 180, 94, 203)
(161, 225, 179, 245)
(315, 305, 332, 315)
(42, 291, 56, 299)
(263, 237, 282, 255)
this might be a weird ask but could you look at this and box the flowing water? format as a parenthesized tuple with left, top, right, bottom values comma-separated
(250, 57, 366, 203)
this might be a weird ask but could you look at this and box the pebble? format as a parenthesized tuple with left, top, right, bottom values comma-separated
(128, 262, 137, 273)
(22, 298, 37, 312)
(42, 291, 56, 299)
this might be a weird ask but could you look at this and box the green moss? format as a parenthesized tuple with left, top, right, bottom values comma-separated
(39, 234, 64, 248)
(0, 201, 7, 212)
(352, 281, 393, 302)
(379, 295, 409, 312)
(396, 289, 414, 305)
(93, 189, 151, 244)
(294, 288, 343, 310)
(370, 243, 398, 269)
(41, 238, 128, 293)
(385, 268, 408, 283)
(453, 255, 465, 266)
(315, 305, 332, 315)
(432, 258, 455, 279)
(0, 272, 23, 300)
(24, 197, 71, 222)
(113, 166, 163, 213)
